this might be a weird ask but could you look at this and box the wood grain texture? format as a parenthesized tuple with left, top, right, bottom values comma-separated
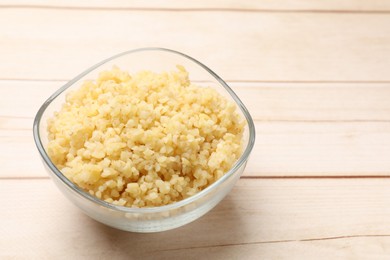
(1, 9, 390, 81)
(231, 82, 390, 122)
(3, 0, 390, 11)
(2, 1, 390, 258)
(150, 237, 390, 260)
(2, 179, 390, 258)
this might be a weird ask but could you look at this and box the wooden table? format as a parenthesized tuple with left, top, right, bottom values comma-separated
(2, 1, 390, 258)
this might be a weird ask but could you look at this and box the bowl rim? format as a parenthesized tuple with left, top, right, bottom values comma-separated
(33, 47, 256, 213)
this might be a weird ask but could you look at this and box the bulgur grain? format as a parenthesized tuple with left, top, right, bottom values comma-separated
(47, 66, 245, 207)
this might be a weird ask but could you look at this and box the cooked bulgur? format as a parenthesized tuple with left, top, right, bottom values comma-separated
(47, 66, 245, 207)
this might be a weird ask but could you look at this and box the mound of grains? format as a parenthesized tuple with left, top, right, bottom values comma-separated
(47, 66, 245, 207)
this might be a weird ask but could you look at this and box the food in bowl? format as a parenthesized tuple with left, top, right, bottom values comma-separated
(47, 65, 245, 208)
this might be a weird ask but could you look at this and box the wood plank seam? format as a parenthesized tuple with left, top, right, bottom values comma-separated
(3, 78, 390, 83)
(2, 5, 390, 14)
(3, 117, 390, 124)
(0, 176, 50, 180)
(3, 175, 390, 180)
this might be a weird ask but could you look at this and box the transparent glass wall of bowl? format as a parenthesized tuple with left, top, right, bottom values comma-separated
(35, 48, 255, 232)
(48, 160, 246, 232)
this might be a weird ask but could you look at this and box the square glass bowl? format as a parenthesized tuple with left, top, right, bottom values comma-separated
(33, 48, 255, 232)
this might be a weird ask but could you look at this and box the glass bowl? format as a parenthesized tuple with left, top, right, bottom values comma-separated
(33, 48, 255, 232)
